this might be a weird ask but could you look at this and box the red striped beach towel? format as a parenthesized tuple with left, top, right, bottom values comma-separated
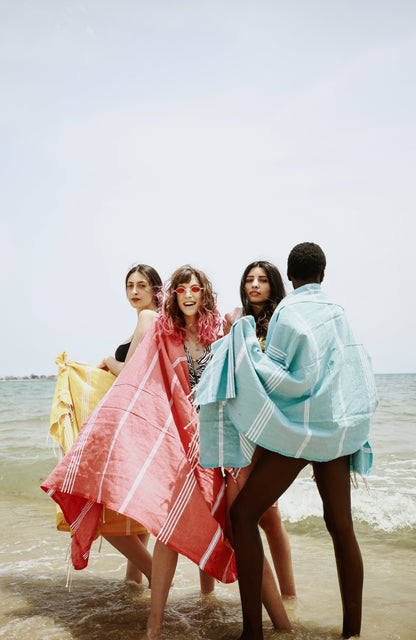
(41, 320, 236, 583)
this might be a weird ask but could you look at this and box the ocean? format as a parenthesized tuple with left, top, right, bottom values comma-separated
(0, 375, 415, 639)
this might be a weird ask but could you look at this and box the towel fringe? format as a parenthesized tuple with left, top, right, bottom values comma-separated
(64, 540, 71, 563)
(65, 542, 73, 592)
(186, 427, 201, 475)
(183, 399, 200, 473)
(351, 471, 370, 493)
(226, 467, 241, 481)
(185, 406, 203, 476)
(183, 392, 200, 429)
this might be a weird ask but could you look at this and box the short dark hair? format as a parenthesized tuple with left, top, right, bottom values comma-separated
(125, 264, 163, 307)
(287, 243, 326, 281)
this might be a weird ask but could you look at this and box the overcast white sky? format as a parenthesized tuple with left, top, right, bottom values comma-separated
(1, 0, 415, 376)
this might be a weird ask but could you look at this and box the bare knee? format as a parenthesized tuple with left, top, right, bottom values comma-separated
(259, 506, 280, 533)
(323, 509, 354, 542)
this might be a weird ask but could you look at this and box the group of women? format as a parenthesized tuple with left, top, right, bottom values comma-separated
(42, 255, 370, 640)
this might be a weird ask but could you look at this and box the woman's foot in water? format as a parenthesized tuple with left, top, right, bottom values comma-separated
(125, 566, 142, 585)
(139, 623, 161, 639)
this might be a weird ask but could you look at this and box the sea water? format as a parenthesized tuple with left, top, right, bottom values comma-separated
(0, 376, 415, 639)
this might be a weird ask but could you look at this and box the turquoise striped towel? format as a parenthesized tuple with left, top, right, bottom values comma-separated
(197, 284, 377, 476)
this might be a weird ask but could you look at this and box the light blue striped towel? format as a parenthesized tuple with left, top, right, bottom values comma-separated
(197, 284, 378, 476)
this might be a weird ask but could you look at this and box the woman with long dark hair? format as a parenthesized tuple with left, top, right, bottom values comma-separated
(222, 261, 295, 625)
(97, 263, 162, 376)
(96, 263, 162, 584)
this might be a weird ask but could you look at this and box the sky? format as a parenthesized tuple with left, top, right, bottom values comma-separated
(1, 0, 415, 376)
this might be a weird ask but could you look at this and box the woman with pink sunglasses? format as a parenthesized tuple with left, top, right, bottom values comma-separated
(42, 265, 236, 640)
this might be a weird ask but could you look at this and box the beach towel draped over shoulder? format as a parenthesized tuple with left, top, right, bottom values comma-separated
(42, 323, 236, 583)
(49, 352, 148, 536)
(196, 284, 378, 476)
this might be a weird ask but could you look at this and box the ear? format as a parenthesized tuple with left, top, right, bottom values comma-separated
(320, 269, 325, 283)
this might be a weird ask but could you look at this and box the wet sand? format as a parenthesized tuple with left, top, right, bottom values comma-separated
(0, 494, 415, 639)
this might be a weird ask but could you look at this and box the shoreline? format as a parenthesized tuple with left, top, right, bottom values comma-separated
(1, 493, 415, 640)
(1, 373, 416, 381)
(0, 375, 57, 381)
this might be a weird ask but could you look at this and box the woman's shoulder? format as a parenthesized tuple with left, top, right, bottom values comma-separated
(134, 309, 158, 335)
(138, 309, 158, 319)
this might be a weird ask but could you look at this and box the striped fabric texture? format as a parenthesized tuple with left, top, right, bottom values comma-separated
(197, 284, 378, 475)
(50, 352, 116, 455)
(42, 322, 236, 582)
(49, 352, 148, 536)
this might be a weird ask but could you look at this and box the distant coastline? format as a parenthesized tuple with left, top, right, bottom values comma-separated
(0, 375, 57, 381)
(0, 373, 414, 381)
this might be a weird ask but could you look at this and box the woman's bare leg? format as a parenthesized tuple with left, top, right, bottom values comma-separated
(199, 569, 215, 594)
(143, 540, 178, 640)
(104, 533, 152, 585)
(313, 457, 363, 638)
(124, 533, 150, 583)
(230, 450, 306, 639)
(259, 507, 296, 596)
(261, 556, 292, 629)
(225, 470, 240, 540)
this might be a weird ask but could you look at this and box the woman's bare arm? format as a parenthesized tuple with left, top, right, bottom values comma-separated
(125, 309, 157, 363)
(97, 310, 157, 376)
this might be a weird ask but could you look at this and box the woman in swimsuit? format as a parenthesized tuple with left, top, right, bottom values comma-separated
(97, 263, 162, 584)
(142, 265, 222, 639)
(97, 263, 162, 377)
(42, 265, 235, 639)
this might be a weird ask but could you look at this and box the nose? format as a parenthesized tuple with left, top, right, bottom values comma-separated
(252, 278, 260, 288)
(185, 287, 193, 298)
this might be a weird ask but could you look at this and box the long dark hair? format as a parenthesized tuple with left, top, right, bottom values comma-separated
(125, 264, 163, 308)
(159, 265, 222, 344)
(240, 260, 285, 340)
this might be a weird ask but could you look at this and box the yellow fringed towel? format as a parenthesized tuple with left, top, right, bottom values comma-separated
(49, 352, 148, 536)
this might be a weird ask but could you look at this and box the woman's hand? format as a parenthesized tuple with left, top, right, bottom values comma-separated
(97, 358, 110, 371)
(223, 307, 243, 335)
(97, 356, 124, 376)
